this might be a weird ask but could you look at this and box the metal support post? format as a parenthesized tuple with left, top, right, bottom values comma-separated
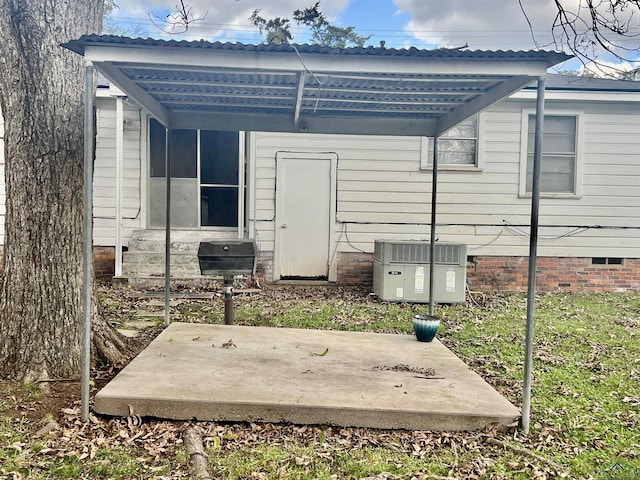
(164, 128, 171, 327)
(114, 96, 124, 277)
(81, 63, 95, 423)
(522, 77, 546, 434)
(428, 137, 439, 317)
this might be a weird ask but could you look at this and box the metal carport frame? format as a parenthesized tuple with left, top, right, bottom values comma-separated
(65, 35, 569, 433)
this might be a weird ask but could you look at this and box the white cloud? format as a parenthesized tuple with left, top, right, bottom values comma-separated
(111, 0, 353, 41)
(580, 59, 635, 78)
(391, 0, 640, 71)
(392, 0, 566, 51)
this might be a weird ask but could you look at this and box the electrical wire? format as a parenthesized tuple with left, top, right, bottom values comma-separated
(503, 220, 590, 240)
(108, 15, 640, 45)
(341, 222, 369, 254)
(328, 222, 344, 270)
(468, 228, 505, 251)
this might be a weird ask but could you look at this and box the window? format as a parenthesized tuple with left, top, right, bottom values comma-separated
(520, 113, 580, 196)
(149, 118, 197, 178)
(148, 118, 241, 228)
(592, 257, 624, 265)
(420, 115, 480, 169)
(200, 130, 240, 227)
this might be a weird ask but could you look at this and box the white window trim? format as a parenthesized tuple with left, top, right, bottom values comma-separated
(419, 113, 484, 172)
(518, 109, 583, 199)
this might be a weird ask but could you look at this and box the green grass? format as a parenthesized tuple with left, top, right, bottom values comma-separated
(207, 443, 451, 479)
(3, 288, 639, 479)
(189, 290, 639, 479)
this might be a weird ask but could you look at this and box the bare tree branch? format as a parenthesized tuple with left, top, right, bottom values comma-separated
(548, 0, 640, 76)
(519, 0, 543, 49)
(148, 0, 208, 34)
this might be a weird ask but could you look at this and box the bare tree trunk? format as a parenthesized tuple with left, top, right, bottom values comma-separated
(0, 0, 135, 382)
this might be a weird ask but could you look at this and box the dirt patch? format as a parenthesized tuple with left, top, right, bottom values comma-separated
(0, 379, 79, 427)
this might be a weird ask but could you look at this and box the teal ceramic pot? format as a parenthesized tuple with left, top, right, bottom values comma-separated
(412, 314, 440, 342)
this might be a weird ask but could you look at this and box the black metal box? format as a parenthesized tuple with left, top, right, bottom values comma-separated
(197, 240, 257, 276)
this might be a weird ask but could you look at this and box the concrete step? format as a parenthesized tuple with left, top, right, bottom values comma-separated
(127, 240, 202, 254)
(131, 229, 237, 242)
(120, 275, 224, 289)
(122, 263, 202, 276)
(123, 251, 199, 266)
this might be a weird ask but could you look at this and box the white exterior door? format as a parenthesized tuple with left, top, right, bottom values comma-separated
(275, 153, 337, 280)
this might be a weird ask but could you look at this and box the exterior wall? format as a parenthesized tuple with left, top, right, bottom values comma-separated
(255, 251, 274, 285)
(93, 96, 144, 247)
(93, 246, 116, 277)
(337, 252, 373, 286)
(337, 252, 640, 292)
(1, 89, 639, 292)
(251, 96, 640, 287)
(468, 256, 640, 292)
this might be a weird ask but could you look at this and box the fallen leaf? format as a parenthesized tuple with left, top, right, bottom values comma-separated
(310, 348, 329, 357)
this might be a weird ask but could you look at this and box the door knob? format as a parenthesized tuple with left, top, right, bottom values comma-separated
(282, 224, 288, 229)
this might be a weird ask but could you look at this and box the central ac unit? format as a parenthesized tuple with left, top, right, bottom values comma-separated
(372, 240, 467, 303)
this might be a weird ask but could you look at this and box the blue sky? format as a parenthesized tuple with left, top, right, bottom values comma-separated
(108, 0, 639, 73)
(338, 0, 411, 46)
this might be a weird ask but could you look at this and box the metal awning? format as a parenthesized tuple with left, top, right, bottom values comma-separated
(64, 35, 569, 136)
(64, 35, 571, 433)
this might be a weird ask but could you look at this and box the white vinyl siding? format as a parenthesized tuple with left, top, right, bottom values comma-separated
(1, 90, 638, 265)
(93, 98, 143, 246)
(250, 99, 639, 262)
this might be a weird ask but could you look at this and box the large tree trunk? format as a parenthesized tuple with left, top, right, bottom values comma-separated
(0, 0, 135, 382)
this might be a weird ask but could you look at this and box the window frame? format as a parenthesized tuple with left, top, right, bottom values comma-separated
(146, 116, 245, 232)
(419, 113, 484, 171)
(197, 129, 245, 232)
(518, 109, 583, 199)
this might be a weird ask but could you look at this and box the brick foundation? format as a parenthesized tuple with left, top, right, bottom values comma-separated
(93, 246, 116, 277)
(467, 256, 640, 293)
(335, 252, 640, 293)
(337, 252, 374, 285)
(256, 251, 273, 285)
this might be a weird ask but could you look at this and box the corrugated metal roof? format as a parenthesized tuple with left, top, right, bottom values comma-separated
(64, 34, 571, 62)
(63, 35, 571, 136)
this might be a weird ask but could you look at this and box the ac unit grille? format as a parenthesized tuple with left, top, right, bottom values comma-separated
(374, 241, 464, 265)
(392, 243, 461, 264)
(391, 243, 428, 263)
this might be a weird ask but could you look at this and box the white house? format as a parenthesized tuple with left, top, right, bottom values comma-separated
(2, 73, 639, 292)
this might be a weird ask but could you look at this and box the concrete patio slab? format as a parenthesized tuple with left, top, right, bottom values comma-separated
(95, 323, 520, 431)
